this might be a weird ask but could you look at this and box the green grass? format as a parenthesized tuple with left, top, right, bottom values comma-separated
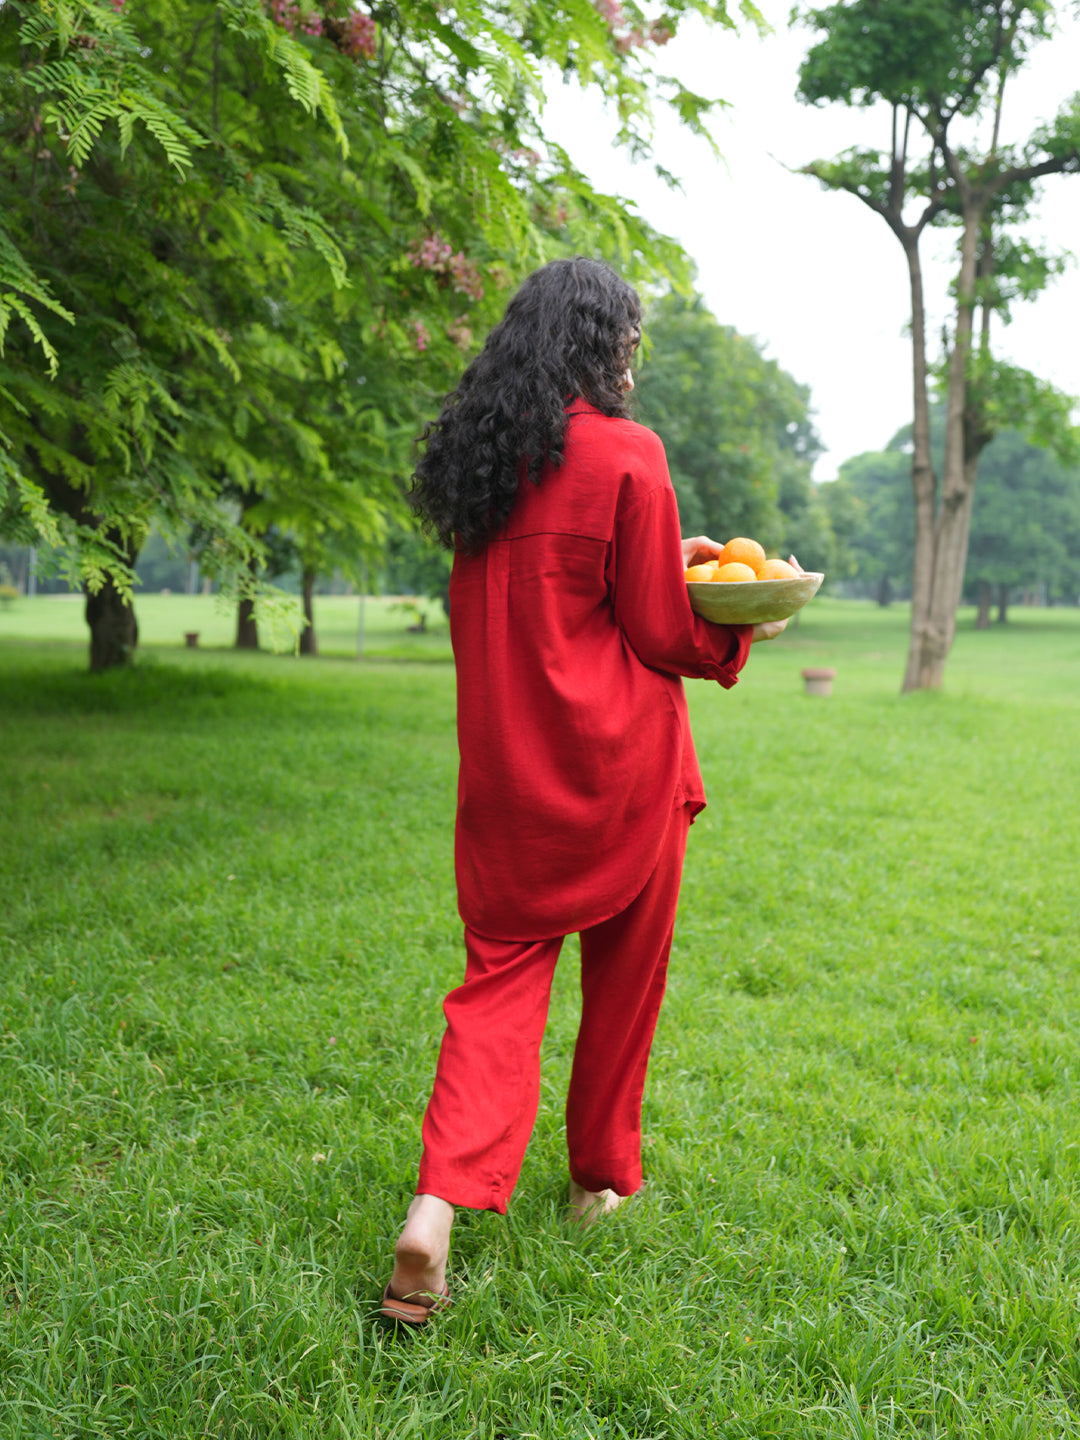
(0, 592, 453, 660)
(2, 601, 1079, 1438)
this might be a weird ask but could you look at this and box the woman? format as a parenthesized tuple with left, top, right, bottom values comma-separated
(380, 257, 787, 1325)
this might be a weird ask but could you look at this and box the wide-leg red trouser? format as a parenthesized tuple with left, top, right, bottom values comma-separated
(416, 804, 692, 1213)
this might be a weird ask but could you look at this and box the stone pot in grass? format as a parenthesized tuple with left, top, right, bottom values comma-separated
(801, 667, 836, 697)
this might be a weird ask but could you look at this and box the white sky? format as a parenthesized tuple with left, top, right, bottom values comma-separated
(539, 1, 1080, 478)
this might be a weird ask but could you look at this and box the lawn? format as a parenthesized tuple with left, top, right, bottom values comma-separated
(0, 592, 452, 661)
(1, 601, 1079, 1438)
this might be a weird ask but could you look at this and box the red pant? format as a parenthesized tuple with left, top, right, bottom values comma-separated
(417, 804, 692, 1212)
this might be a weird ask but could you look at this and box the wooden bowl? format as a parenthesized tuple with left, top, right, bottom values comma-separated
(687, 572, 824, 625)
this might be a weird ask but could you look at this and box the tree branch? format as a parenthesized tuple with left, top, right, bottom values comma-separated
(991, 150, 1080, 195)
(941, 0, 1009, 123)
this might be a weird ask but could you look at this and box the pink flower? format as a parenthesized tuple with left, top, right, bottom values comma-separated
(449, 251, 484, 301)
(343, 9, 377, 59)
(412, 320, 431, 352)
(266, 0, 322, 36)
(269, 0, 299, 29)
(407, 233, 484, 305)
(410, 234, 454, 269)
(447, 315, 473, 350)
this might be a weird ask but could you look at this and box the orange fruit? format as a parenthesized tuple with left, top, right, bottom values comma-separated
(756, 558, 799, 580)
(717, 537, 766, 573)
(684, 562, 718, 582)
(714, 561, 757, 583)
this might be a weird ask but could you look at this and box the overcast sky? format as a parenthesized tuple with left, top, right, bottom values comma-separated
(539, 1, 1080, 479)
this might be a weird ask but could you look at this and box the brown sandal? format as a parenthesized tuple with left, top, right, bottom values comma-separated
(379, 1280, 451, 1327)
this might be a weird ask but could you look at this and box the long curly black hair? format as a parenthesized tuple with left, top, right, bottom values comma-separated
(410, 257, 641, 553)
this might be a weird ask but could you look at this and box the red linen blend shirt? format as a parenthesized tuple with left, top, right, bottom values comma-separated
(450, 400, 753, 942)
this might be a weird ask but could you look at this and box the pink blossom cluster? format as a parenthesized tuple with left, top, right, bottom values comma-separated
(408, 233, 484, 302)
(448, 251, 483, 301)
(267, 1, 323, 37)
(411, 320, 431, 353)
(410, 235, 453, 270)
(593, 0, 673, 51)
(110, 0, 126, 11)
(342, 9, 377, 58)
(446, 315, 473, 351)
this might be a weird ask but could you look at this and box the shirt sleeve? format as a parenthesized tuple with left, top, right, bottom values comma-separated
(611, 478, 753, 687)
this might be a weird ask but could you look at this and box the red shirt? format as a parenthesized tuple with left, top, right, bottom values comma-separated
(450, 401, 752, 941)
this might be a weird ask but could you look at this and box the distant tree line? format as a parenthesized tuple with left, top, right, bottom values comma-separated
(822, 408, 1080, 616)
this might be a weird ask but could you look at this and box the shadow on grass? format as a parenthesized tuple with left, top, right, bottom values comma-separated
(0, 646, 273, 719)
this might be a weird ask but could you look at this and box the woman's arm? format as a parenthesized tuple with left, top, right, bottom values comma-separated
(612, 487, 752, 686)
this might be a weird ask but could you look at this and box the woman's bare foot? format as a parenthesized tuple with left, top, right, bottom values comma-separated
(389, 1194, 454, 1304)
(567, 1179, 630, 1225)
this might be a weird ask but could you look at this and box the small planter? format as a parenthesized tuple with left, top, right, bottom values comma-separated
(801, 666, 836, 697)
(184, 631, 200, 649)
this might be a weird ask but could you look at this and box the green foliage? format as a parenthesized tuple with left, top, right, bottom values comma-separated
(965, 431, 1080, 600)
(17, 1, 208, 173)
(829, 444, 916, 599)
(380, 522, 453, 616)
(635, 292, 810, 541)
(633, 290, 849, 574)
(962, 354, 1080, 463)
(1, 0, 761, 661)
(797, 0, 1056, 113)
(837, 409, 1080, 603)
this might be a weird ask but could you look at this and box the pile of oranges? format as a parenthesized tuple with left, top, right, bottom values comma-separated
(685, 537, 799, 584)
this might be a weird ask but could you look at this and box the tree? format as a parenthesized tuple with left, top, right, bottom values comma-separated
(828, 445, 915, 603)
(381, 523, 453, 619)
(2, 0, 763, 669)
(964, 429, 1080, 621)
(797, 0, 1080, 690)
(634, 289, 835, 564)
(831, 406, 1080, 615)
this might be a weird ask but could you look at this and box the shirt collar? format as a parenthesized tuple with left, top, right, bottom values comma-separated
(564, 397, 601, 417)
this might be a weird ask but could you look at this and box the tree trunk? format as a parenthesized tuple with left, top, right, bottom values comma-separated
(236, 596, 258, 649)
(975, 580, 992, 629)
(299, 567, 318, 656)
(996, 583, 1009, 623)
(979, 581, 996, 627)
(86, 573, 139, 671)
(236, 550, 259, 649)
(905, 205, 982, 690)
(876, 574, 893, 608)
(900, 234, 940, 692)
(85, 535, 140, 672)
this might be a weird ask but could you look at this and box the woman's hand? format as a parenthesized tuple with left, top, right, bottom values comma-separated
(751, 618, 789, 643)
(681, 535, 723, 569)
